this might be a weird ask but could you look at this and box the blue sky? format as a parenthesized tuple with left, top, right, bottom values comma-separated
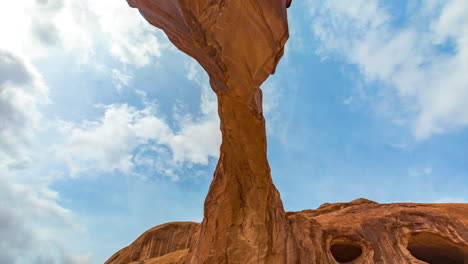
(0, 0, 467, 263)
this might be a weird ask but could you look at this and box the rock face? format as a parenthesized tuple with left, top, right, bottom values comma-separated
(106, 199, 468, 264)
(105, 222, 199, 264)
(124, 0, 296, 263)
(106, 0, 468, 263)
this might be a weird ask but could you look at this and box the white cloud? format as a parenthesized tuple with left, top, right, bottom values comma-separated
(0, 174, 91, 264)
(0, 50, 90, 264)
(309, 0, 468, 139)
(262, 80, 284, 136)
(79, 0, 165, 67)
(408, 167, 433, 177)
(0, 0, 217, 262)
(112, 69, 133, 91)
(0, 49, 49, 170)
(387, 142, 408, 150)
(343, 97, 353, 105)
(56, 104, 140, 176)
(1, 0, 218, 181)
(56, 73, 221, 179)
(63, 252, 93, 264)
(433, 197, 467, 203)
(0, 0, 166, 66)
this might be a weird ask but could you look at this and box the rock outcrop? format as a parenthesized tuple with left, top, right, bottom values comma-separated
(106, 0, 468, 263)
(123, 0, 296, 263)
(106, 200, 468, 263)
(106, 222, 199, 264)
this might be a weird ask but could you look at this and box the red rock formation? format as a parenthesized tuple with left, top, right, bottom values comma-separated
(123, 0, 296, 263)
(105, 0, 468, 263)
(287, 199, 468, 263)
(105, 222, 199, 264)
(106, 200, 468, 263)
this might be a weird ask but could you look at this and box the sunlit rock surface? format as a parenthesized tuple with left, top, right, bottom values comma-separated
(106, 200, 468, 263)
(106, 222, 199, 264)
(106, 0, 468, 263)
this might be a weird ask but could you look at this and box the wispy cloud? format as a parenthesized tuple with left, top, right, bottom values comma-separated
(0, 173, 91, 264)
(111, 69, 133, 91)
(0, 50, 90, 264)
(0, 49, 48, 170)
(433, 197, 467, 203)
(408, 167, 433, 177)
(308, 0, 468, 139)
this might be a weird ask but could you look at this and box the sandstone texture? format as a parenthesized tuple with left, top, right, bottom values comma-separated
(106, 222, 199, 264)
(106, 0, 468, 263)
(106, 199, 468, 264)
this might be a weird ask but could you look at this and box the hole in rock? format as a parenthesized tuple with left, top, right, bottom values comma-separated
(407, 232, 467, 264)
(330, 241, 363, 263)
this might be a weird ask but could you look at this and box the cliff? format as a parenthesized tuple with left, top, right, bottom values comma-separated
(106, 0, 468, 263)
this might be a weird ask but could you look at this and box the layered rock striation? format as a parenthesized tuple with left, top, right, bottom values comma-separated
(106, 200, 468, 263)
(106, 0, 468, 263)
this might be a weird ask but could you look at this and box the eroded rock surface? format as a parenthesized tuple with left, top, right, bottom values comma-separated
(106, 0, 468, 263)
(107, 200, 468, 264)
(105, 222, 199, 264)
(123, 0, 296, 263)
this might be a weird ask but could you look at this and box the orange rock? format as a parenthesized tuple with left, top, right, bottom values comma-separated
(105, 222, 198, 264)
(288, 199, 468, 263)
(123, 0, 295, 263)
(106, 0, 468, 263)
(107, 200, 468, 263)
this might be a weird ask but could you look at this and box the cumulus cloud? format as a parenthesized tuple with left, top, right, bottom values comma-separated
(0, 0, 219, 262)
(1, 0, 219, 181)
(56, 98, 220, 179)
(0, 0, 166, 66)
(308, 0, 468, 139)
(56, 64, 221, 179)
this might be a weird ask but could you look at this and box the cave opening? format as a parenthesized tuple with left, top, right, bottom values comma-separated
(407, 232, 467, 264)
(330, 241, 363, 263)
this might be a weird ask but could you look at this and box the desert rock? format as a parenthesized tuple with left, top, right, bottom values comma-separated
(107, 200, 468, 263)
(123, 0, 296, 263)
(106, 1, 468, 263)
